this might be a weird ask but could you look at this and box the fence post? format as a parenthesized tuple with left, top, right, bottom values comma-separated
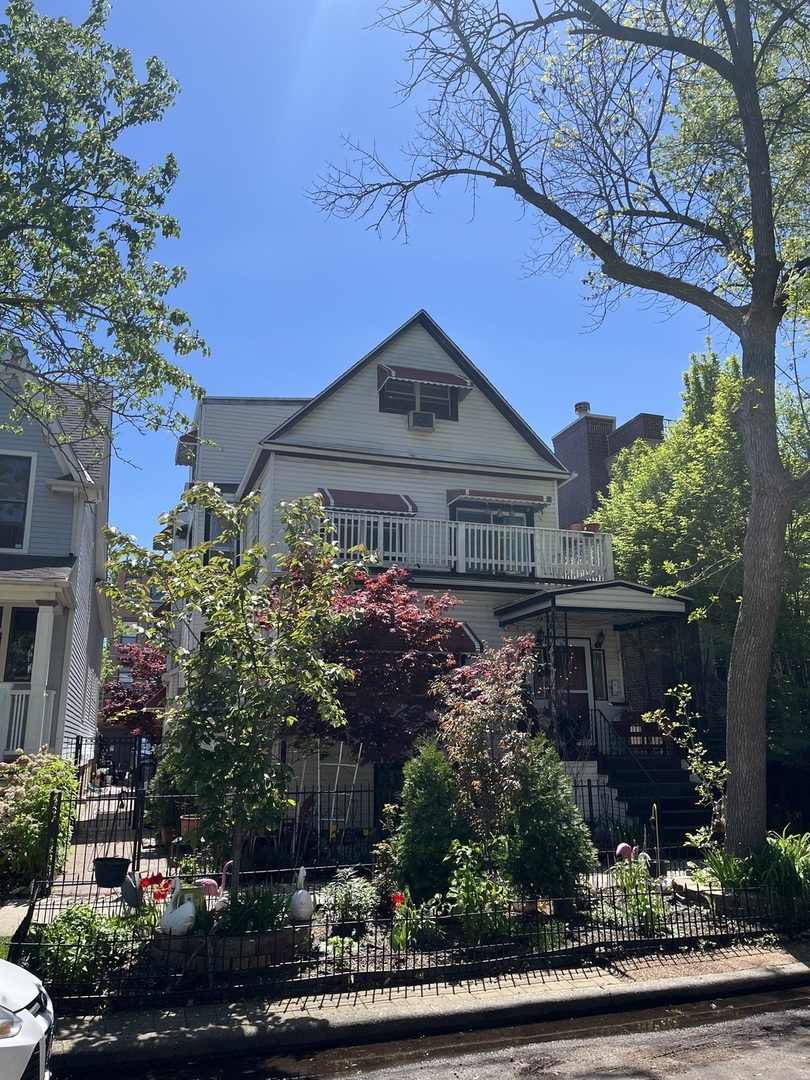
(586, 779, 594, 827)
(42, 788, 62, 885)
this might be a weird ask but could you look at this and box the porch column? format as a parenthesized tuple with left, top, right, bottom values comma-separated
(29, 601, 56, 750)
(603, 534, 615, 580)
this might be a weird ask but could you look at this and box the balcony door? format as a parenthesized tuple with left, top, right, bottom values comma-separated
(456, 507, 530, 574)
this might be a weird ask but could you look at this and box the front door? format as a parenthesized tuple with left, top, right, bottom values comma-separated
(553, 644, 592, 753)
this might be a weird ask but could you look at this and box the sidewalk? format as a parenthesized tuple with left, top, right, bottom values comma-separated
(52, 943, 810, 1069)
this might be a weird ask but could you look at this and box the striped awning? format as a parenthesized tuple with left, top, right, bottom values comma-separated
(377, 364, 472, 399)
(318, 488, 418, 514)
(446, 488, 552, 508)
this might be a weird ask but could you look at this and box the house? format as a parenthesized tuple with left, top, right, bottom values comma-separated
(0, 358, 112, 764)
(170, 313, 695, 834)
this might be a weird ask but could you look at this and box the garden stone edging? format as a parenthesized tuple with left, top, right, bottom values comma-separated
(52, 958, 810, 1068)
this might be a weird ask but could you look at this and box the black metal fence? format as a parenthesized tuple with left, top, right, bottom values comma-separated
(49, 777, 642, 889)
(11, 870, 794, 1016)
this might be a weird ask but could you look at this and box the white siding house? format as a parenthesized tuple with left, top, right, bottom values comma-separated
(173, 311, 688, 742)
(0, 365, 112, 762)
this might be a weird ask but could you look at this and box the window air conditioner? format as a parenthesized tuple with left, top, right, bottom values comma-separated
(407, 410, 435, 432)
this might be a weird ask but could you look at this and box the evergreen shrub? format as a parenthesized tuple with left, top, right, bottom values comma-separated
(392, 739, 469, 902)
(500, 736, 597, 900)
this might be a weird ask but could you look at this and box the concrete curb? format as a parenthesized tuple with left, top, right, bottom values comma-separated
(52, 960, 810, 1068)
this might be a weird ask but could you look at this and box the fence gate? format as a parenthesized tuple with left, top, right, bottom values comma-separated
(65, 734, 159, 883)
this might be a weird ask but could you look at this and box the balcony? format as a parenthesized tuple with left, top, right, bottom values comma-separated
(326, 512, 614, 582)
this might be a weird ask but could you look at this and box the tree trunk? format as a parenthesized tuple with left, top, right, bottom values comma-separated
(230, 820, 243, 901)
(725, 328, 795, 852)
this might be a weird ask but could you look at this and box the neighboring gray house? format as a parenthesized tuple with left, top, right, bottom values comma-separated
(0, 365, 112, 762)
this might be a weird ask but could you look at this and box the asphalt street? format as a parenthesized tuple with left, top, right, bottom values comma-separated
(54, 990, 810, 1080)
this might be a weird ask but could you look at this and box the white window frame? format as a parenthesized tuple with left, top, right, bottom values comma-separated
(0, 450, 36, 553)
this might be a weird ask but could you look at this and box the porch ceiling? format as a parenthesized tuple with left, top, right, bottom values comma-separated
(494, 579, 688, 627)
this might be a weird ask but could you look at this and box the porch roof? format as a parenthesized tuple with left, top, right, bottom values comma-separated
(494, 580, 688, 627)
(0, 555, 75, 582)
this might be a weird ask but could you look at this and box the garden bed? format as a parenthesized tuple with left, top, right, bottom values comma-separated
(151, 925, 310, 973)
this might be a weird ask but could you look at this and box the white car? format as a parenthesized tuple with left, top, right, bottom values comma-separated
(0, 958, 54, 1080)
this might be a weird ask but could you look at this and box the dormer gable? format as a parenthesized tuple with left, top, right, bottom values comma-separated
(239, 311, 569, 495)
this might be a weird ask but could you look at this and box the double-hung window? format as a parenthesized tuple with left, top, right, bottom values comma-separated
(0, 453, 32, 550)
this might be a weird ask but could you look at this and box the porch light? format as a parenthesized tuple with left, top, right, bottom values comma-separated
(594, 629, 605, 649)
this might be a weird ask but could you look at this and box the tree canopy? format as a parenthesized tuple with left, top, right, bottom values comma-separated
(599, 352, 810, 764)
(100, 641, 166, 738)
(103, 488, 359, 885)
(293, 566, 465, 763)
(0, 0, 203, 436)
(313, 0, 810, 849)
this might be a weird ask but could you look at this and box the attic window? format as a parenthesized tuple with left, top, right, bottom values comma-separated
(377, 365, 471, 421)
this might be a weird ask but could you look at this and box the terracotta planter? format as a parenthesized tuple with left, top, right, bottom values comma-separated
(180, 814, 201, 841)
(583, 522, 601, 533)
(151, 925, 310, 973)
(569, 523, 585, 532)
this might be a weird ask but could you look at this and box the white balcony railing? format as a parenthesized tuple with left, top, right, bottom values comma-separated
(325, 512, 614, 581)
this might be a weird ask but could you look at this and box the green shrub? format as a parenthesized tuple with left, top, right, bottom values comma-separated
(694, 847, 753, 889)
(609, 857, 668, 935)
(499, 737, 597, 900)
(389, 739, 469, 902)
(446, 839, 512, 945)
(216, 885, 288, 934)
(144, 756, 183, 831)
(25, 904, 130, 989)
(0, 750, 78, 883)
(320, 868, 378, 925)
(753, 828, 810, 931)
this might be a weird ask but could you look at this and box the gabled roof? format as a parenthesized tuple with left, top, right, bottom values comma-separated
(51, 385, 112, 485)
(495, 580, 689, 626)
(240, 311, 568, 493)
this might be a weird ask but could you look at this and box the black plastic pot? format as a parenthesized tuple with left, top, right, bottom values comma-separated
(94, 856, 130, 888)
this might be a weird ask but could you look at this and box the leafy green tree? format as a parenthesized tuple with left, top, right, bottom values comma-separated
(104, 488, 358, 890)
(599, 354, 810, 764)
(598, 352, 747, 714)
(0, 0, 203, 435)
(314, 0, 810, 850)
(434, 637, 596, 897)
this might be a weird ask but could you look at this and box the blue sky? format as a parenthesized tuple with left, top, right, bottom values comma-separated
(44, 2, 717, 544)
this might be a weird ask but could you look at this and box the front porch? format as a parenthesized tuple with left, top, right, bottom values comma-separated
(1, 683, 57, 758)
(326, 511, 614, 581)
(0, 599, 60, 759)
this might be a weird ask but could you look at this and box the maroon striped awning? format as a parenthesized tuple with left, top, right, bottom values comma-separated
(442, 622, 484, 654)
(446, 488, 552, 508)
(318, 488, 418, 514)
(377, 364, 472, 398)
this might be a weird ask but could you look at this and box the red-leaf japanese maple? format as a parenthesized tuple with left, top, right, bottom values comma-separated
(100, 642, 166, 738)
(294, 567, 468, 762)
